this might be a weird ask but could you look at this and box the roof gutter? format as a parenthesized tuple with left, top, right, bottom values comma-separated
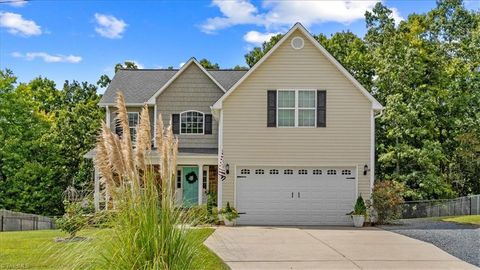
(98, 102, 155, 107)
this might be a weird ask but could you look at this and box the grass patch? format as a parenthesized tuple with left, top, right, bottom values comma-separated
(440, 215, 480, 225)
(0, 228, 228, 270)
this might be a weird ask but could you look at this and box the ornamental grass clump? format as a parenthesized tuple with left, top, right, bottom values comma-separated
(84, 92, 202, 269)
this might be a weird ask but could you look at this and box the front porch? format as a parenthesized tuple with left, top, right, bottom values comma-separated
(89, 148, 219, 211)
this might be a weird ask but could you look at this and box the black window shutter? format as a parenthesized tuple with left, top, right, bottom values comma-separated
(267, 90, 277, 127)
(317, 90, 326, 127)
(115, 119, 123, 137)
(205, 114, 213, 134)
(172, 114, 180, 134)
(114, 113, 123, 137)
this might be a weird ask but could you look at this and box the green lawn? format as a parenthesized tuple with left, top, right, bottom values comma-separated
(440, 215, 480, 225)
(0, 228, 228, 270)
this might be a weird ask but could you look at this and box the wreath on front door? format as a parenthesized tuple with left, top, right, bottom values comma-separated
(185, 171, 198, 184)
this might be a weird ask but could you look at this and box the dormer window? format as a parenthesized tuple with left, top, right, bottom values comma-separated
(180, 111, 204, 134)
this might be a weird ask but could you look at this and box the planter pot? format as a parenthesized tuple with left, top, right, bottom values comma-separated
(352, 215, 365, 228)
(223, 219, 235, 226)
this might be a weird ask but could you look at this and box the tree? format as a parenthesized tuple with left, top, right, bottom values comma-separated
(0, 71, 63, 215)
(244, 34, 284, 67)
(0, 70, 103, 215)
(97, 61, 139, 88)
(198, 58, 220, 70)
(97, 75, 111, 88)
(315, 32, 375, 90)
(233, 65, 249, 70)
(53, 81, 103, 190)
(366, 1, 479, 199)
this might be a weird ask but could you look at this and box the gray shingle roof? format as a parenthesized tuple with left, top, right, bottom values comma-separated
(99, 69, 248, 105)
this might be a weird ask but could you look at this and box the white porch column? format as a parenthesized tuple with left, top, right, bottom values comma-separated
(94, 167, 100, 212)
(198, 164, 204, 205)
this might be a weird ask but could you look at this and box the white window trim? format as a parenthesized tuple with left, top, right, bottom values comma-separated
(202, 166, 209, 191)
(127, 112, 139, 143)
(179, 110, 205, 135)
(276, 89, 317, 128)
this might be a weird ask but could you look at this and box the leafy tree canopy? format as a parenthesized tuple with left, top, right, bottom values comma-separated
(0, 70, 103, 215)
(198, 58, 220, 70)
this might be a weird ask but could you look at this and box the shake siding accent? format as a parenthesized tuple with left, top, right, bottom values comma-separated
(155, 64, 224, 148)
(221, 29, 373, 206)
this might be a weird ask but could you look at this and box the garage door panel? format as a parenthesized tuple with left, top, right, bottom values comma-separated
(236, 166, 356, 225)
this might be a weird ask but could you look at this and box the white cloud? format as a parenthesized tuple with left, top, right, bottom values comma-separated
(94, 13, 127, 39)
(201, 0, 263, 33)
(9, 0, 27, 7)
(201, 0, 403, 33)
(0, 12, 41, 36)
(390, 7, 404, 25)
(12, 52, 82, 63)
(179, 62, 185, 68)
(243, 30, 279, 44)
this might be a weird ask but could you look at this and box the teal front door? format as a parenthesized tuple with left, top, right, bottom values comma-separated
(182, 167, 199, 207)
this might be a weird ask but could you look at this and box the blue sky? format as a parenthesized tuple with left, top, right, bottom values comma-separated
(0, 0, 474, 93)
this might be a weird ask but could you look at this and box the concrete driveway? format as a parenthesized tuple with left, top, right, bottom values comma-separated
(205, 226, 478, 270)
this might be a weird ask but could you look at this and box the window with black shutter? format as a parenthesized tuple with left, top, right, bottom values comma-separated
(172, 114, 180, 134)
(267, 90, 276, 127)
(317, 90, 326, 127)
(204, 114, 213, 134)
(114, 112, 139, 142)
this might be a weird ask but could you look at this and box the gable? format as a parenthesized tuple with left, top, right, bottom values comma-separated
(157, 63, 225, 99)
(213, 23, 383, 110)
(147, 58, 226, 104)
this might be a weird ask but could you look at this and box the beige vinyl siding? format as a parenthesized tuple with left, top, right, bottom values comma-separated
(156, 64, 224, 149)
(222, 29, 373, 206)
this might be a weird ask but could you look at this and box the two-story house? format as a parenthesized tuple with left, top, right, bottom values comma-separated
(87, 23, 383, 226)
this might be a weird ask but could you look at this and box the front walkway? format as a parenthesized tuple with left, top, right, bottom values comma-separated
(205, 226, 478, 270)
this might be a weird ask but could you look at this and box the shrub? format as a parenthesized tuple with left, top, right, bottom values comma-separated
(206, 191, 217, 215)
(56, 200, 88, 238)
(221, 202, 239, 221)
(352, 196, 367, 216)
(186, 205, 219, 225)
(371, 180, 405, 224)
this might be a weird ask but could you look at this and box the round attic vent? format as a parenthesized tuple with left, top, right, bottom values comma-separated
(291, 36, 304, 50)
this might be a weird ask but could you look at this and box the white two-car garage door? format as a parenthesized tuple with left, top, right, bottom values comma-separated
(236, 167, 357, 225)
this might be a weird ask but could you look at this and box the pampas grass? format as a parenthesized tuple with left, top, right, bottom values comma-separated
(74, 92, 202, 269)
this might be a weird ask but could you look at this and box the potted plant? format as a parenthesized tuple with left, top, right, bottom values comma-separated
(220, 202, 239, 226)
(348, 196, 367, 228)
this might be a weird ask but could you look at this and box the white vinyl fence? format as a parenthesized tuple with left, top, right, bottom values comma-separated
(401, 195, 480, 219)
(0, 209, 56, 231)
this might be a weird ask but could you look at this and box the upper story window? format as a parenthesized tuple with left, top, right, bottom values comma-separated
(180, 111, 204, 134)
(277, 90, 316, 127)
(115, 112, 139, 143)
(128, 113, 139, 142)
